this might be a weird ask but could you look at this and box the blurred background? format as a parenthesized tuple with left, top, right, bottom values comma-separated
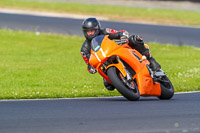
(24, 0, 200, 11)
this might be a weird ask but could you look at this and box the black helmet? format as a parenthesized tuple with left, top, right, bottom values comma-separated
(82, 18, 101, 40)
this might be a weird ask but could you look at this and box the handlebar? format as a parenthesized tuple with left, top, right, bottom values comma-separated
(114, 40, 127, 45)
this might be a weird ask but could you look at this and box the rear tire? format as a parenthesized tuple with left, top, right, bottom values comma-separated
(107, 67, 140, 101)
(157, 76, 174, 100)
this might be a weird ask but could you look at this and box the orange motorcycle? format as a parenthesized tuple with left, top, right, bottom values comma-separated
(89, 35, 174, 101)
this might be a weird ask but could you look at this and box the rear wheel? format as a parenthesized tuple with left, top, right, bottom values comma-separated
(107, 67, 140, 101)
(156, 76, 174, 99)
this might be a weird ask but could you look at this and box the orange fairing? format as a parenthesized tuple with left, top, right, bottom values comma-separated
(137, 65, 161, 96)
(89, 35, 161, 97)
(106, 63, 127, 77)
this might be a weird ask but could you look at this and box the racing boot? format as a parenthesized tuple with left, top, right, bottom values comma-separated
(145, 52, 161, 71)
(103, 78, 115, 91)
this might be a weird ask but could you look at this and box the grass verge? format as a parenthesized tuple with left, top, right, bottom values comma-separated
(0, 0, 200, 26)
(0, 29, 199, 99)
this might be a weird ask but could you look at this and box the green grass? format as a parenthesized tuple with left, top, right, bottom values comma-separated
(149, 43, 200, 92)
(0, 29, 199, 99)
(0, 0, 200, 26)
(0, 29, 118, 99)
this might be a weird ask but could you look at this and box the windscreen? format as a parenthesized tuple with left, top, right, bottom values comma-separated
(91, 35, 105, 52)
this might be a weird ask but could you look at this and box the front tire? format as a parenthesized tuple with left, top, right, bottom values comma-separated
(107, 67, 140, 101)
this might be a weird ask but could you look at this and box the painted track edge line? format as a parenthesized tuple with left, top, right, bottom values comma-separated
(0, 91, 199, 102)
(0, 96, 124, 102)
(175, 91, 200, 94)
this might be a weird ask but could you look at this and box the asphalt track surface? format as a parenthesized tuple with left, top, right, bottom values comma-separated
(0, 92, 200, 133)
(0, 13, 200, 47)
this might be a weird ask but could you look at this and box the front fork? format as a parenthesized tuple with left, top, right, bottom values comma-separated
(116, 56, 132, 81)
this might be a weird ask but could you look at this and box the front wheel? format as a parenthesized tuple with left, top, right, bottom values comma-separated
(107, 67, 140, 101)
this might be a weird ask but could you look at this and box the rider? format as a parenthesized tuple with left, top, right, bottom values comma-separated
(80, 18, 161, 90)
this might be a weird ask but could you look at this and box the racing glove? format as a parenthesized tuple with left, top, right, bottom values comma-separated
(119, 32, 129, 44)
(81, 52, 97, 74)
(88, 64, 97, 74)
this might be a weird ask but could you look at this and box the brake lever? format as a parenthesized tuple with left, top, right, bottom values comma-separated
(114, 40, 127, 45)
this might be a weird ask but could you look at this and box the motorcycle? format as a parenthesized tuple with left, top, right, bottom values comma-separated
(89, 35, 174, 101)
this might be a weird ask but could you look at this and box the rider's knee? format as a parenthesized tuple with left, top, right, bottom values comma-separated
(128, 35, 144, 48)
